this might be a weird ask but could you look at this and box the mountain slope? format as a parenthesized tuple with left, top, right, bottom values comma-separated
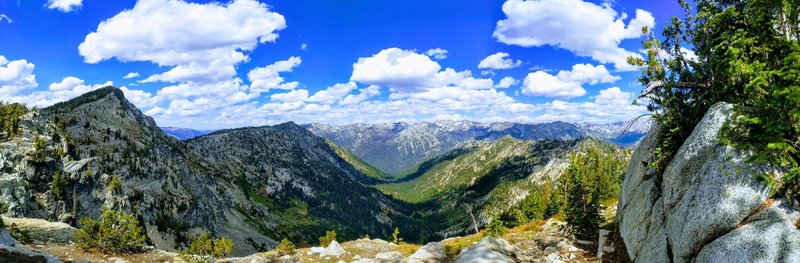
(185, 122, 419, 244)
(0, 87, 420, 255)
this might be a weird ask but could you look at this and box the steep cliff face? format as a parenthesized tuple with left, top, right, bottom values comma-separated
(618, 102, 800, 262)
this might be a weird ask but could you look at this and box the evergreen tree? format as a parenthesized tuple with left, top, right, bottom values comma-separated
(485, 214, 507, 238)
(631, 0, 800, 202)
(318, 230, 337, 247)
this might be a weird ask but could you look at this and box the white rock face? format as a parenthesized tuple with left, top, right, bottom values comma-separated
(321, 240, 347, 257)
(375, 251, 404, 261)
(408, 242, 447, 262)
(618, 102, 800, 263)
(3, 217, 76, 244)
(0, 229, 61, 262)
(454, 236, 530, 263)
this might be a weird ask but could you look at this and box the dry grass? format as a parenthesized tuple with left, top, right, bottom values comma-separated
(396, 243, 421, 256)
(505, 219, 546, 236)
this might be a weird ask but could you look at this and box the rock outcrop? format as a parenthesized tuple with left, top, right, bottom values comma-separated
(0, 229, 61, 262)
(454, 237, 530, 263)
(2, 217, 75, 244)
(321, 240, 347, 257)
(618, 102, 800, 262)
(408, 242, 447, 262)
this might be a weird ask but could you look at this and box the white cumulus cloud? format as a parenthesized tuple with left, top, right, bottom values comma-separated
(248, 56, 302, 92)
(350, 48, 442, 89)
(493, 0, 654, 71)
(522, 71, 586, 99)
(478, 52, 522, 70)
(78, 0, 286, 85)
(522, 63, 619, 99)
(555, 64, 620, 84)
(271, 89, 309, 103)
(307, 82, 358, 104)
(426, 48, 448, 60)
(495, 77, 519, 88)
(47, 0, 82, 13)
(122, 72, 140, 79)
(0, 56, 37, 97)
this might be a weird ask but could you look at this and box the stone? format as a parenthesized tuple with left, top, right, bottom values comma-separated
(321, 240, 347, 257)
(375, 251, 404, 262)
(454, 237, 530, 263)
(408, 242, 447, 262)
(3, 217, 76, 244)
(0, 229, 62, 263)
(618, 102, 800, 263)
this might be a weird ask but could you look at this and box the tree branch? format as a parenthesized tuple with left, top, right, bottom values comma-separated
(640, 80, 710, 98)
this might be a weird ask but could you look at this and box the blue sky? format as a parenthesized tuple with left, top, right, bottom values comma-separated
(0, 0, 684, 129)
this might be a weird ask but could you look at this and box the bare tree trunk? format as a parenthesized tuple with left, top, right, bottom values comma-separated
(465, 204, 479, 234)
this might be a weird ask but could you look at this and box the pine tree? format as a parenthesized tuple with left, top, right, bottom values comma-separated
(392, 227, 403, 244)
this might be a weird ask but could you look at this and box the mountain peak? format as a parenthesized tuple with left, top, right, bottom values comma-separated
(42, 86, 129, 114)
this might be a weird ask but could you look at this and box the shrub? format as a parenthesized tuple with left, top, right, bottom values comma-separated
(8, 223, 32, 243)
(318, 230, 336, 247)
(108, 176, 123, 193)
(0, 102, 28, 137)
(0, 199, 8, 214)
(50, 171, 69, 200)
(276, 238, 296, 256)
(485, 214, 506, 238)
(76, 209, 146, 254)
(392, 227, 403, 244)
(180, 232, 236, 259)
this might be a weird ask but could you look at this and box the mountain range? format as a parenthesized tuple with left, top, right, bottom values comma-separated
(302, 120, 647, 175)
(0, 87, 633, 256)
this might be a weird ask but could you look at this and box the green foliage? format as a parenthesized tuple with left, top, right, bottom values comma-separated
(0, 102, 28, 138)
(326, 140, 388, 180)
(29, 136, 47, 164)
(633, 1, 800, 203)
(376, 138, 528, 203)
(556, 144, 625, 240)
(392, 227, 403, 244)
(0, 199, 8, 214)
(50, 171, 69, 200)
(485, 214, 506, 238)
(108, 176, 123, 193)
(180, 232, 236, 259)
(8, 223, 32, 243)
(319, 230, 337, 247)
(276, 238, 296, 256)
(564, 173, 604, 240)
(76, 209, 146, 254)
(153, 213, 190, 247)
